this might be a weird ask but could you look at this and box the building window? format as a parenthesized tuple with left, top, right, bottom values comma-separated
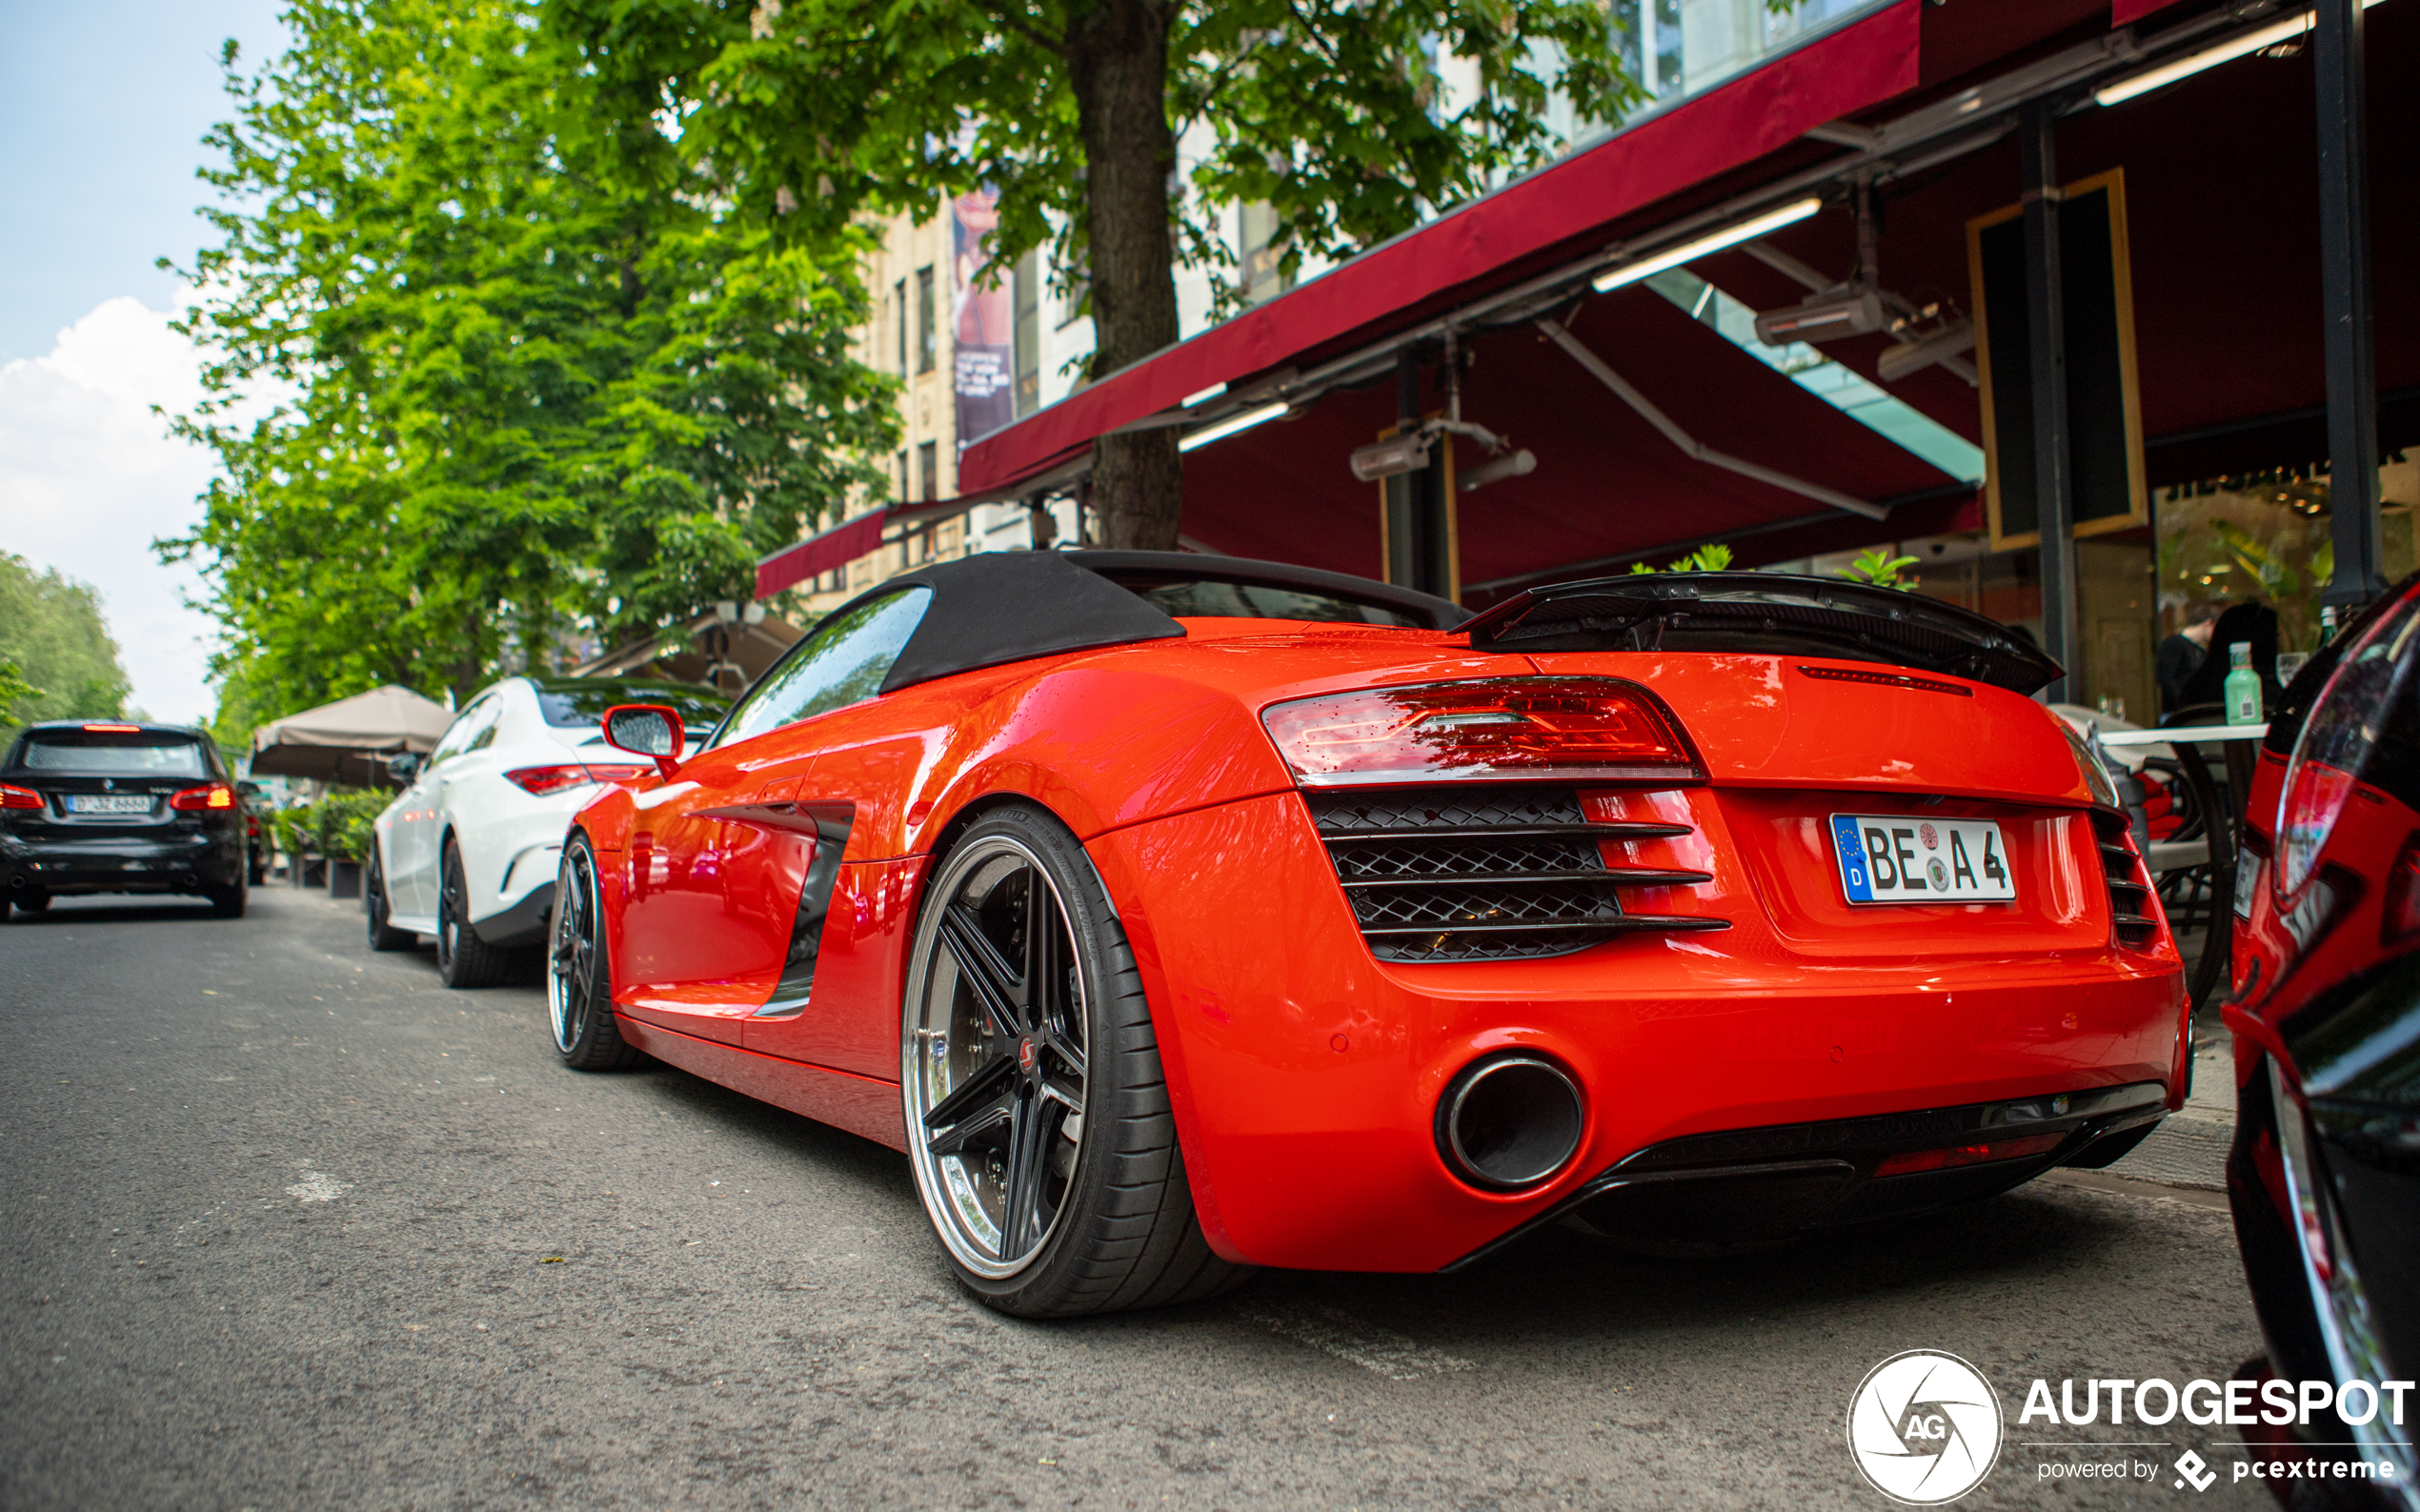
(916, 266, 937, 375)
(893, 278, 907, 375)
(1057, 254, 1089, 330)
(897, 449, 910, 504)
(1240, 203, 1291, 305)
(1013, 250, 1041, 415)
(918, 440, 938, 503)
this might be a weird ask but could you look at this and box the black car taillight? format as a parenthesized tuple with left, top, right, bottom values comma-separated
(0, 783, 41, 811)
(169, 783, 236, 811)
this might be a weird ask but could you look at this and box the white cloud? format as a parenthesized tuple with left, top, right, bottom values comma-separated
(0, 292, 232, 726)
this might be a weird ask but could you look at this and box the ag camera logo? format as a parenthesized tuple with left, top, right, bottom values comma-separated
(1847, 1350, 2005, 1504)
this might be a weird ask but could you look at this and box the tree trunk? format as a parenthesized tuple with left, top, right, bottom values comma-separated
(1066, 0, 1183, 550)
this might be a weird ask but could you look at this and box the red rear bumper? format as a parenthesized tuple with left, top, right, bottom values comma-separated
(1086, 788, 2188, 1273)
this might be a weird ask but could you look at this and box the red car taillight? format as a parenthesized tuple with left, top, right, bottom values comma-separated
(1260, 677, 1700, 788)
(0, 783, 43, 810)
(169, 783, 236, 811)
(2277, 578, 2420, 900)
(504, 763, 653, 796)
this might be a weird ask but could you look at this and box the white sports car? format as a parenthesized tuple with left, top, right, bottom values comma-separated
(368, 675, 730, 985)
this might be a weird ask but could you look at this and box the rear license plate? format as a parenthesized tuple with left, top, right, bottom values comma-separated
(1829, 815, 2015, 904)
(66, 794, 151, 815)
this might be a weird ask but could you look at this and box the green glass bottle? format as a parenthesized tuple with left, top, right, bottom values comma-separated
(2224, 641, 2263, 724)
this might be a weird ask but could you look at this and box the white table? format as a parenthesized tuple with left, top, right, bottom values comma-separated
(2093, 724, 2269, 748)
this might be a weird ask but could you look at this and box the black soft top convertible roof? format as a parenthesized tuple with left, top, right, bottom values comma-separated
(811, 549, 1463, 696)
(802, 554, 2055, 699)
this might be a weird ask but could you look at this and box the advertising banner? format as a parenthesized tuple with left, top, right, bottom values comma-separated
(952, 189, 1014, 450)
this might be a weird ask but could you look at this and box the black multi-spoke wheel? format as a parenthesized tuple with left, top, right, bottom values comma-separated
(549, 835, 637, 1071)
(435, 837, 511, 988)
(366, 846, 413, 951)
(902, 802, 1248, 1317)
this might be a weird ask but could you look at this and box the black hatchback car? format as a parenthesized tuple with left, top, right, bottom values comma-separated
(0, 721, 250, 919)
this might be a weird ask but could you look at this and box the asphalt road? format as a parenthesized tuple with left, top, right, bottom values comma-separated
(3, 885, 2276, 1509)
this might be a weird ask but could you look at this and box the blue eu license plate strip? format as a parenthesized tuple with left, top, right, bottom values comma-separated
(1829, 815, 2017, 905)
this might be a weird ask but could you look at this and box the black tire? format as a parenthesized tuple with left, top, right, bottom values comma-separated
(365, 847, 414, 951)
(206, 876, 247, 918)
(549, 836, 639, 1071)
(900, 801, 1249, 1319)
(435, 838, 512, 988)
(0, 895, 10, 921)
(15, 892, 49, 914)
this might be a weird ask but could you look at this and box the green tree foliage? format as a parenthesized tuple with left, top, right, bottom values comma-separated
(163, 0, 901, 716)
(0, 660, 39, 730)
(0, 553, 133, 733)
(547, 0, 1638, 548)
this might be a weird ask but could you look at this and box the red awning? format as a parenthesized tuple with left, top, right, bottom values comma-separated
(767, 0, 2415, 605)
(756, 509, 891, 598)
(956, 0, 1925, 498)
(1176, 284, 1966, 593)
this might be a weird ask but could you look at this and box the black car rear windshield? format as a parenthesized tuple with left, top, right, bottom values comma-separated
(1115, 577, 1425, 628)
(9, 729, 209, 777)
(532, 679, 732, 731)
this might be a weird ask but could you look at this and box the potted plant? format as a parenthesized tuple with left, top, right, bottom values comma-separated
(318, 792, 383, 900)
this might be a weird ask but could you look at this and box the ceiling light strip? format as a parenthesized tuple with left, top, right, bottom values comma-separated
(2096, 0, 2389, 108)
(1178, 400, 1289, 453)
(1591, 198, 1825, 292)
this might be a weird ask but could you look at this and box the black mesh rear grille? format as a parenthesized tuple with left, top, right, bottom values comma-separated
(2090, 815, 2159, 948)
(1304, 785, 1723, 962)
(1335, 834, 1601, 880)
(1314, 789, 1590, 833)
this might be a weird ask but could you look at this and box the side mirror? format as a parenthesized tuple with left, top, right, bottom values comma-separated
(386, 752, 424, 785)
(601, 704, 686, 780)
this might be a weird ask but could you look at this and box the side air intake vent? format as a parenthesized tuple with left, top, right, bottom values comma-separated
(1304, 786, 1724, 962)
(2089, 811, 2159, 948)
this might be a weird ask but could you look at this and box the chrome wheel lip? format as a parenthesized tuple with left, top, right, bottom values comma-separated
(901, 834, 1090, 1282)
(547, 847, 594, 1054)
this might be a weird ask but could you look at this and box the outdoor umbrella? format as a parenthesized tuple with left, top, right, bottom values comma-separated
(247, 684, 454, 784)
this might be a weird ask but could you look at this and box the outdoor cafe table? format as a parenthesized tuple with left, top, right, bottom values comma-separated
(2090, 725, 2270, 748)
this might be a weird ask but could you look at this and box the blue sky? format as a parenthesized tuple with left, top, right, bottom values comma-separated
(1, 0, 289, 366)
(0, 0, 289, 724)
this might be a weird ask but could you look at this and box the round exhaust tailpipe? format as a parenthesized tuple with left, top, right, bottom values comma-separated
(1437, 1054, 1584, 1191)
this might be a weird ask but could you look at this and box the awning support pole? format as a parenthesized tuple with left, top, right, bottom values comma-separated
(1535, 320, 1887, 521)
(1382, 350, 1459, 599)
(2020, 99, 2078, 706)
(2315, 0, 2387, 618)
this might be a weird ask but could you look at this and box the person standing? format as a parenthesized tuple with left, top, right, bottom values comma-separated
(2158, 601, 2222, 716)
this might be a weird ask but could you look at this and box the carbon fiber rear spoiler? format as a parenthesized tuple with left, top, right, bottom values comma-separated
(1461, 572, 2062, 696)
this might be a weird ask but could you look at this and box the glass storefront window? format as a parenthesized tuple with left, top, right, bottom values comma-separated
(2156, 455, 2418, 655)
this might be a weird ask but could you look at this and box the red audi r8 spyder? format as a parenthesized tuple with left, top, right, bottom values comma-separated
(548, 550, 2189, 1318)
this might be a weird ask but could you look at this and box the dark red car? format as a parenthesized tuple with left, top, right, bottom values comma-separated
(2226, 571, 2420, 1502)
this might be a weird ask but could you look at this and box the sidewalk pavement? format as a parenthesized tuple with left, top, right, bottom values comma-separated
(2098, 1038, 2234, 1193)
